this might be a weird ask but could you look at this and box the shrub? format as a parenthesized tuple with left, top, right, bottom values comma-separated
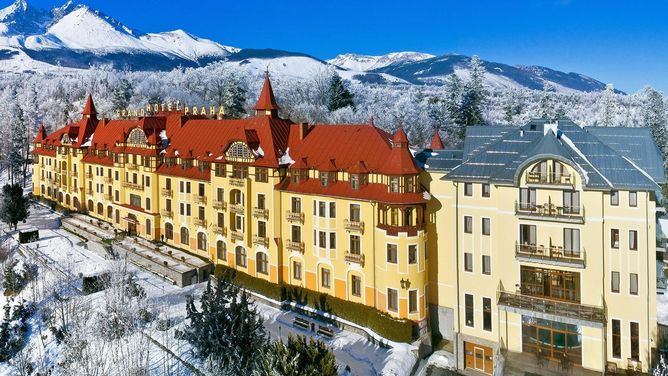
(18, 229, 38, 244)
(82, 273, 110, 295)
(213, 265, 415, 343)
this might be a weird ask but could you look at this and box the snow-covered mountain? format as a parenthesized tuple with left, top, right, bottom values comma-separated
(0, 0, 618, 93)
(328, 52, 435, 71)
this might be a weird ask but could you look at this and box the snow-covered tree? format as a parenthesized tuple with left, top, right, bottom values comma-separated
(0, 184, 29, 231)
(111, 78, 133, 112)
(459, 55, 487, 126)
(597, 83, 618, 126)
(263, 335, 338, 376)
(655, 355, 668, 376)
(327, 71, 355, 111)
(642, 86, 667, 158)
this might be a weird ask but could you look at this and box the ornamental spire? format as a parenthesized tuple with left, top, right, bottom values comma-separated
(82, 94, 97, 119)
(430, 129, 444, 150)
(255, 69, 279, 116)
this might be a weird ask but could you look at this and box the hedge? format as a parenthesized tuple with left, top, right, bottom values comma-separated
(18, 229, 39, 244)
(214, 265, 415, 343)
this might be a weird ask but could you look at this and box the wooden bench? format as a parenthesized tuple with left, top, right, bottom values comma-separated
(317, 325, 334, 338)
(293, 316, 309, 330)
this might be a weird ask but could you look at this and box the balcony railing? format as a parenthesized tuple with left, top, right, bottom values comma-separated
(103, 176, 113, 184)
(213, 200, 227, 210)
(71, 171, 78, 178)
(122, 181, 143, 190)
(85, 173, 93, 179)
(231, 230, 244, 241)
(126, 163, 139, 171)
(515, 201, 584, 224)
(194, 195, 206, 205)
(85, 189, 94, 195)
(160, 210, 173, 219)
(515, 243, 586, 268)
(230, 203, 245, 214)
(160, 188, 173, 197)
(252, 207, 268, 218)
(213, 225, 227, 236)
(103, 194, 113, 201)
(377, 223, 424, 237)
(194, 218, 207, 227)
(344, 219, 365, 233)
(286, 211, 304, 223)
(526, 171, 574, 186)
(253, 235, 268, 247)
(286, 240, 304, 253)
(345, 251, 365, 266)
(229, 178, 245, 187)
(497, 288, 606, 327)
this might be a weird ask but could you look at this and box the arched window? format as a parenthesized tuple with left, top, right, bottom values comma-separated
(180, 227, 189, 245)
(58, 192, 63, 203)
(256, 252, 268, 275)
(217, 240, 226, 260)
(165, 223, 173, 240)
(146, 219, 152, 236)
(73, 197, 80, 210)
(197, 232, 207, 251)
(126, 128, 147, 145)
(115, 209, 120, 224)
(65, 194, 70, 206)
(225, 141, 253, 160)
(97, 202, 103, 215)
(107, 205, 113, 218)
(235, 246, 247, 268)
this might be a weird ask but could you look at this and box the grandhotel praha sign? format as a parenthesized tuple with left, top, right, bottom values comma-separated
(115, 102, 225, 118)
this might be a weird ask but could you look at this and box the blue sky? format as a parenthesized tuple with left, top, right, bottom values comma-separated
(27, 0, 668, 93)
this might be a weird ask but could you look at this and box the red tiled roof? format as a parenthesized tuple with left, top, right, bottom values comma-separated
(40, 117, 97, 148)
(33, 148, 56, 157)
(381, 129, 420, 175)
(81, 153, 114, 166)
(156, 164, 211, 181)
(276, 179, 426, 205)
(430, 130, 444, 150)
(255, 72, 279, 111)
(34, 124, 47, 143)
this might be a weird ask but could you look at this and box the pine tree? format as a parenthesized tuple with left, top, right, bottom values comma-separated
(598, 84, 617, 126)
(655, 355, 668, 376)
(327, 72, 355, 112)
(223, 73, 247, 119)
(112, 79, 133, 113)
(442, 73, 465, 143)
(642, 86, 668, 159)
(265, 335, 338, 376)
(0, 183, 29, 231)
(6, 90, 27, 186)
(459, 55, 487, 126)
(539, 81, 557, 119)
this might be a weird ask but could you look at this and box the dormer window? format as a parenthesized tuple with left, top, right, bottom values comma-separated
(405, 176, 414, 193)
(390, 177, 399, 193)
(320, 171, 329, 187)
(199, 162, 210, 173)
(351, 174, 359, 190)
(182, 159, 193, 169)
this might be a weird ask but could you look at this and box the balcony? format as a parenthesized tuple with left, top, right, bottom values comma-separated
(286, 240, 304, 253)
(344, 219, 365, 233)
(194, 195, 206, 205)
(160, 210, 173, 219)
(515, 201, 585, 224)
(345, 251, 365, 266)
(85, 173, 93, 179)
(213, 200, 227, 211)
(161, 188, 173, 197)
(231, 230, 244, 242)
(497, 289, 606, 328)
(229, 177, 245, 187)
(253, 235, 268, 247)
(126, 163, 139, 171)
(85, 189, 94, 195)
(103, 194, 113, 202)
(71, 171, 78, 178)
(526, 172, 574, 187)
(252, 207, 268, 218)
(230, 203, 245, 214)
(377, 223, 424, 237)
(194, 218, 207, 227)
(213, 225, 227, 236)
(103, 176, 113, 184)
(122, 181, 143, 190)
(515, 243, 586, 268)
(285, 211, 304, 223)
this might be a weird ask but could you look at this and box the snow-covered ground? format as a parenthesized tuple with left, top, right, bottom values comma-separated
(0, 203, 416, 375)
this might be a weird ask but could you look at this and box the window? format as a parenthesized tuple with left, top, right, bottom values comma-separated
(629, 230, 638, 250)
(235, 246, 247, 268)
(465, 294, 474, 327)
(630, 322, 639, 361)
(350, 235, 361, 254)
(257, 252, 268, 274)
(319, 231, 326, 248)
(293, 261, 302, 280)
(291, 197, 301, 213)
(130, 194, 141, 208)
(520, 224, 537, 246)
(563, 190, 580, 214)
(165, 223, 173, 240)
(482, 255, 491, 275)
(291, 225, 302, 242)
(350, 204, 361, 222)
(351, 275, 361, 297)
(387, 288, 398, 312)
(145, 198, 151, 211)
(320, 171, 329, 187)
(482, 218, 490, 235)
(612, 319, 621, 358)
(563, 228, 580, 256)
(483, 297, 492, 331)
(255, 167, 268, 182)
(611, 271, 620, 293)
(145, 219, 151, 236)
(197, 232, 207, 251)
(387, 244, 398, 263)
(180, 227, 189, 245)
(257, 221, 266, 239)
(408, 245, 417, 264)
(611, 229, 620, 248)
(198, 183, 204, 197)
(351, 174, 359, 190)
(329, 232, 336, 249)
(318, 201, 326, 217)
(257, 194, 266, 209)
(464, 252, 473, 272)
(610, 190, 619, 206)
(409, 290, 418, 313)
(482, 183, 490, 198)
(630, 273, 638, 295)
(464, 183, 473, 196)
(216, 241, 226, 260)
(198, 206, 205, 220)
(390, 177, 399, 193)
(329, 202, 336, 218)
(464, 216, 473, 233)
(321, 268, 331, 288)
(405, 176, 414, 193)
(629, 191, 638, 207)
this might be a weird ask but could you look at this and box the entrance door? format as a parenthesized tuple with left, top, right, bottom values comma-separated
(464, 342, 494, 374)
(127, 214, 137, 236)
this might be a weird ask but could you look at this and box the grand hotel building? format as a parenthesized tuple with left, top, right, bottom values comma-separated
(32, 74, 663, 374)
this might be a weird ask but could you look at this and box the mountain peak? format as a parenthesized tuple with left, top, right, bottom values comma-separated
(329, 51, 435, 71)
(0, 0, 49, 35)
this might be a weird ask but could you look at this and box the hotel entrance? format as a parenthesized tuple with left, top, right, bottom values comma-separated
(521, 316, 582, 366)
(464, 342, 493, 374)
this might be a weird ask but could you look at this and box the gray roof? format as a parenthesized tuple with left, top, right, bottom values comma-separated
(443, 119, 664, 191)
(415, 149, 463, 172)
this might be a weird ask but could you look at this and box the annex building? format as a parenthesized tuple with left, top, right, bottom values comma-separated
(32, 74, 664, 374)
